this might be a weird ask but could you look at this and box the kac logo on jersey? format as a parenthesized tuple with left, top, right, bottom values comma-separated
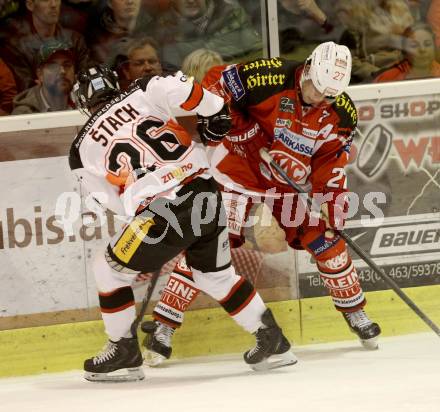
(222, 66, 245, 101)
(268, 150, 310, 184)
(274, 128, 314, 157)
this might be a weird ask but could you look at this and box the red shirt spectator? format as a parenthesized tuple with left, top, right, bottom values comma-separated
(374, 23, 440, 82)
(428, 0, 440, 47)
(0, 57, 17, 115)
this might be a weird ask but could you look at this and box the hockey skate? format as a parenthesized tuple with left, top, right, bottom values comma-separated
(141, 321, 175, 367)
(343, 309, 381, 350)
(244, 309, 298, 371)
(84, 337, 144, 382)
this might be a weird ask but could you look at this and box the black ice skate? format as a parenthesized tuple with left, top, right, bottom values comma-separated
(343, 309, 381, 350)
(244, 309, 298, 371)
(141, 321, 175, 367)
(84, 337, 144, 382)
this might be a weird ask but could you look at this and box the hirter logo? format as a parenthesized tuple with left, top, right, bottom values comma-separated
(268, 150, 309, 184)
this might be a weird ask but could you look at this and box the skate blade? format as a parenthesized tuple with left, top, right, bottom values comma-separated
(141, 321, 156, 334)
(84, 367, 145, 382)
(143, 350, 167, 367)
(250, 350, 298, 372)
(360, 337, 379, 350)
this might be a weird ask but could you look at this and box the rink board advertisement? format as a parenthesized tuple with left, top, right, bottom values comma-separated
(297, 214, 440, 298)
(297, 91, 440, 299)
(0, 150, 294, 324)
(348, 92, 440, 218)
(2, 90, 440, 323)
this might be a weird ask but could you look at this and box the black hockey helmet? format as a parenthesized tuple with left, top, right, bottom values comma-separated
(73, 65, 120, 114)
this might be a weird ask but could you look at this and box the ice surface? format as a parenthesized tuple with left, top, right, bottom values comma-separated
(1, 333, 439, 412)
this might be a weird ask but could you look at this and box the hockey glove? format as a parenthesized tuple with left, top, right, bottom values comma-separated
(197, 104, 232, 145)
(319, 190, 349, 233)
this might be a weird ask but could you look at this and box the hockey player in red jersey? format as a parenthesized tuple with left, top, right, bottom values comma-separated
(69, 66, 297, 382)
(142, 42, 381, 366)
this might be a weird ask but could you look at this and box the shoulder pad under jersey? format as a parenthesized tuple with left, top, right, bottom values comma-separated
(225, 58, 300, 106)
(134, 74, 158, 92)
(332, 92, 358, 130)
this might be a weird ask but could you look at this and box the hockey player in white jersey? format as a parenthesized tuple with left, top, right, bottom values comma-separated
(69, 66, 297, 382)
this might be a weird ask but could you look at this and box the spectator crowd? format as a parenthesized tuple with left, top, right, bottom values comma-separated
(0, 0, 439, 116)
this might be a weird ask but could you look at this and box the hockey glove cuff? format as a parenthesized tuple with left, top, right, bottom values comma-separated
(319, 190, 349, 232)
(197, 104, 232, 145)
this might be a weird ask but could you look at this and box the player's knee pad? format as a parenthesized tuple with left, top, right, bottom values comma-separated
(93, 250, 138, 293)
(153, 256, 200, 328)
(192, 265, 241, 301)
(193, 265, 257, 314)
(194, 265, 266, 333)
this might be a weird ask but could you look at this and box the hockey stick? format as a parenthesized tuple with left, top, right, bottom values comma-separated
(259, 148, 440, 337)
(130, 269, 161, 337)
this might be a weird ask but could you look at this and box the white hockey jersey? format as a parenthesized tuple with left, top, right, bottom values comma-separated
(69, 72, 224, 216)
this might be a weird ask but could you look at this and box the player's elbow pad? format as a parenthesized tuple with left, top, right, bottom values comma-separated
(197, 104, 232, 145)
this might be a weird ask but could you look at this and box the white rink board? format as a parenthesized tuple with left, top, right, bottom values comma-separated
(0, 156, 93, 315)
(1, 333, 439, 412)
(0, 157, 165, 316)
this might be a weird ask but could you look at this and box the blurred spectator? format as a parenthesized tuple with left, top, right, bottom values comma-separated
(337, 0, 414, 83)
(0, 1, 26, 44)
(86, 0, 155, 65)
(428, 0, 440, 47)
(278, 0, 344, 59)
(0, 57, 17, 115)
(408, 0, 431, 21)
(60, 0, 98, 33)
(374, 23, 440, 81)
(155, 0, 262, 68)
(11, 39, 76, 114)
(1, 0, 89, 93)
(229, 0, 262, 33)
(113, 36, 163, 90)
(0, 0, 20, 20)
(181, 48, 223, 82)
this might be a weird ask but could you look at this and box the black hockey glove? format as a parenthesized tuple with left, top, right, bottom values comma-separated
(197, 104, 232, 145)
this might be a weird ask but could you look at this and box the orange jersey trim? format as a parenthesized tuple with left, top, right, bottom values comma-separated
(180, 82, 204, 111)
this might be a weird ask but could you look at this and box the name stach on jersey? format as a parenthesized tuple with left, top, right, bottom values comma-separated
(70, 89, 142, 171)
(88, 103, 140, 147)
(74, 89, 140, 149)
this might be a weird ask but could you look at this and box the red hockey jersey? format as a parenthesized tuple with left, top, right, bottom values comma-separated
(202, 58, 357, 196)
